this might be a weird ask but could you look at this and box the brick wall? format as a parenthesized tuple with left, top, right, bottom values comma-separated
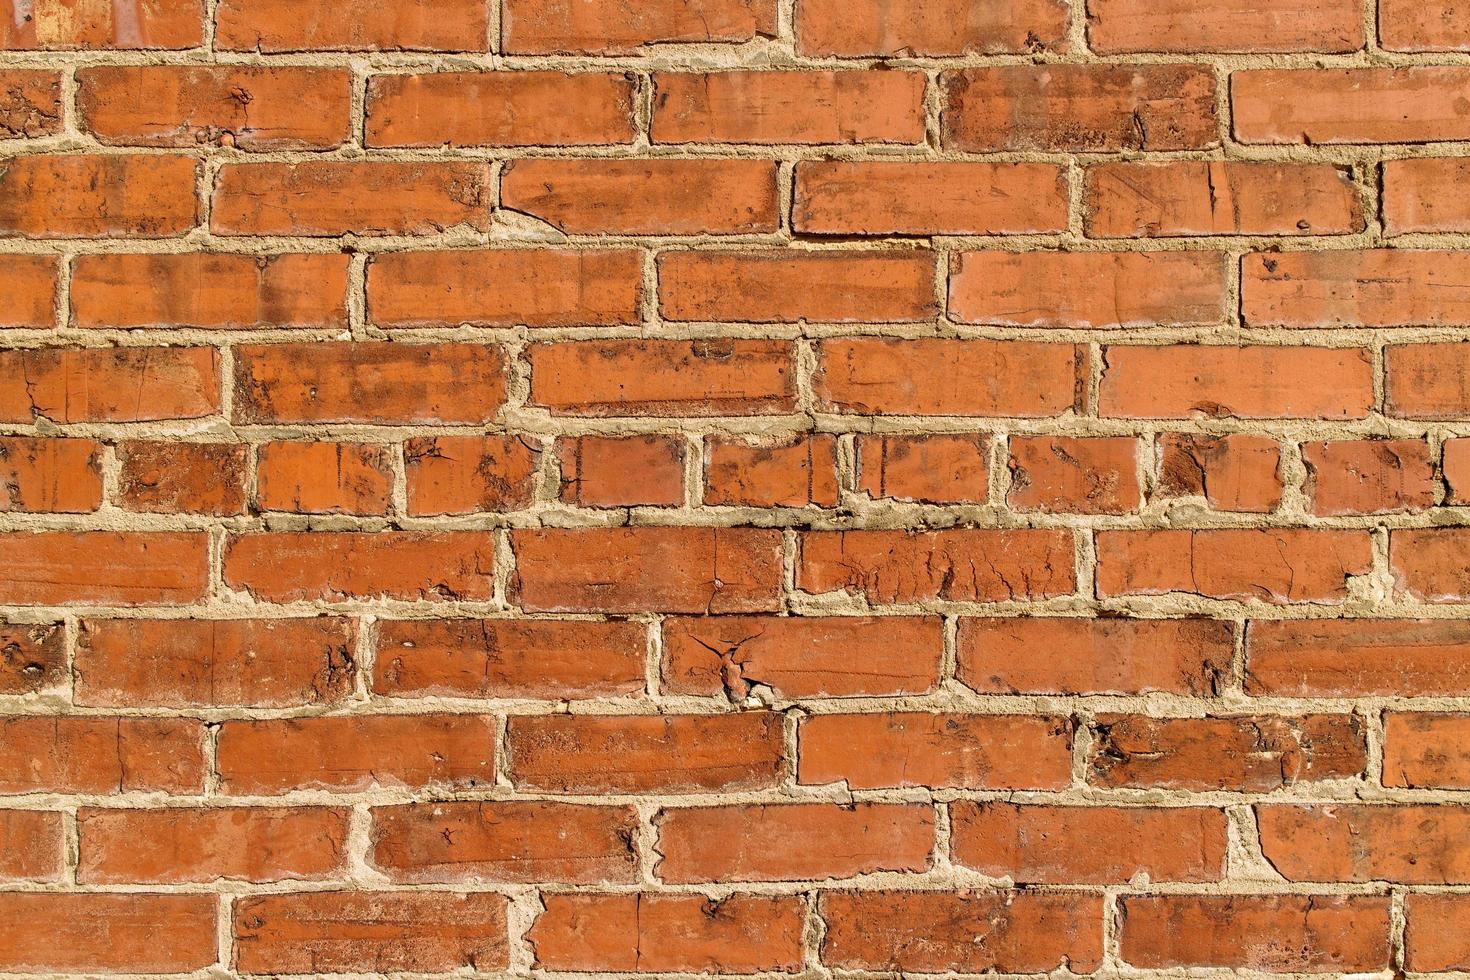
(2, 0, 1470, 972)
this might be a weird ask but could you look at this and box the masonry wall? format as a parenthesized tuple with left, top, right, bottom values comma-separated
(2, 0, 1470, 973)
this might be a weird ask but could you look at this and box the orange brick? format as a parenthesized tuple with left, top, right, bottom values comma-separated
(0, 531, 209, 606)
(255, 441, 394, 516)
(0, 347, 218, 424)
(1407, 894, 1470, 971)
(944, 65, 1218, 150)
(0, 810, 62, 881)
(0, 255, 56, 326)
(1247, 619, 1470, 697)
(223, 531, 497, 603)
(1085, 162, 1361, 236)
(561, 435, 686, 507)
(1387, 343, 1470, 418)
(1381, 0, 1470, 51)
(816, 339, 1082, 417)
(215, 0, 488, 51)
(704, 434, 839, 507)
(77, 66, 351, 149)
(0, 894, 216, 974)
(404, 435, 540, 515)
(1096, 529, 1372, 603)
(1089, 0, 1362, 52)
(1384, 158, 1470, 233)
(1302, 439, 1434, 515)
(0, 716, 204, 794)
(1154, 433, 1283, 512)
(856, 433, 989, 504)
(0, 70, 61, 138)
(0, 154, 197, 237)
(504, 0, 777, 53)
(1234, 68, 1470, 143)
(76, 617, 356, 708)
(950, 251, 1226, 327)
(800, 713, 1073, 789)
(1245, 251, 1470, 327)
(1007, 435, 1141, 514)
(366, 71, 636, 147)
(0, 0, 203, 49)
(1446, 438, 1470, 503)
(662, 615, 943, 699)
(0, 623, 65, 696)
(72, 253, 349, 329)
(0, 437, 102, 513)
(653, 70, 926, 144)
(1392, 528, 1470, 601)
(1384, 713, 1470, 788)
(116, 441, 247, 516)
(798, 0, 1068, 54)
(1258, 804, 1470, 883)
(795, 162, 1067, 235)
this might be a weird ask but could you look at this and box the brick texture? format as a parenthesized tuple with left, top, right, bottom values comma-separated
(2, 0, 1466, 973)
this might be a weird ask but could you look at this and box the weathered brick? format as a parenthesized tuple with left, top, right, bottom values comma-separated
(215, 0, 488, 51)
(1088, 0, 1362, 52)
(561, 435, 686, 507)
(504, 0, 777, 53)
(856, 434, 989, 504)
(1248, 619, 1470, 696)
(1302, 439, 1434, 515)
(223, 531, 497, 603)
(1258, 804, 1470, 883)
(0, 894, 216, 973)
(0, 437, 102, 513)
(255, 441, 394, 516)
(0, 346, 220, 423)
(1007, 435, 1141, 514)
(1385, 713, 1470, 788)
(0, 0, 203, 49)
(0, 810, 63, 881)
(0, 716, 204, 793)
(0, 531, 210, 606)
(1154, 433, 1283, 512)
(116, 441, 247, 515)
(1234, 68, 1470, 143)
(0, 154, 197, 237)
(705, 434, 839, 507)
(403, 435, 540, 515)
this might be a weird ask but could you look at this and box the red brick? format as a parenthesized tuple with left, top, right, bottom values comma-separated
(1089, 0, 1362, 52)
(856, 433, 987, 504)
(78, 806, 348, 883)
(72, 253, 348, 329)
(798, 0, 1068, 54)
(0, 154, 197, 237)
(529, 893, 805, 974)
(366, 71, 636, 147)
(1386, 343, 1470, 418)
(653, 70, 926, 144)
(660, 250, 936, 323)
(1381, 0, 1470, 50)
(0, 623, 65, 695)
(512, 527, 782, 613)
(233, 342, 504, 425)
(1258, 804, 1470, 883)
(816, 339, 1083, 417)
(0, 810, 62, 881)
(0, 531, 209, 606)
(0, 255, 55, 326)
(0, 716, 203, 793)
(1154, 433, 1283, 512)
(950, 251, 1226, 328)
(822, 890, 1103, 973)
(952, 803, 1227, 883)
(957, 617, 1234, 696)
(1234, 68, 1470, 143)
(800, 713, 1072, 789)
(77, 66, 350, 149)
(1406, 894, 1470, 971)
(1384, 158, 1470, 232)
(662, 615, 943, 699)
(371, 801, 640, 884)
(255, 441, 393, 516)
(223, 531, 496, 603)
(0, 437, 102, 513)
(1098, 529, 1372, 604)
(215, 0, 488, 51)
(797, 529, 1076, 604)
(0, 70, 61, 138)
(655, 803, 933, 882)
(404, 435, 540, 515)
(1007, 435, 1140, 514)
(1100, 345, 1373, 419)
(375, 619, 646, 700)
(1392, 528, 1470, 601)
(1090, 714, 1366, 790)
(368, 249, 641, 328)
(562, 435, 686, 507)
(944, 65, 1218, 151)
(0, 894, 216, 973)
(235, 892, 507, 974)
(508, 713, 784, 794)
(76, 617, 355, 708)
(1119, 895, 1390, 972)
(504, 0, 777, 53)
(1246, 251, 1470, 327)
(503, 159, 777, 235)
(212, 161, 489, 236)
(1085, 162, 1361, 236)
(0, 346, 220, 424)
(531, 340, 795, 416)
(1448, 439, 1470, 503)
(218, 715, 496, 794)
(705, 434, 839, 507)
(0, 0, 203, 49)
(1302, 439, 1434, 515)
(1385, 713, 1470, 788)
(795, 162, 1067, 235)
(1248, 619, 1470, 696)
(116, 441, 247, 515)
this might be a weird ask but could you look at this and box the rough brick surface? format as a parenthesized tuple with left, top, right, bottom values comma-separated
(4, 0, 1468, 973)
